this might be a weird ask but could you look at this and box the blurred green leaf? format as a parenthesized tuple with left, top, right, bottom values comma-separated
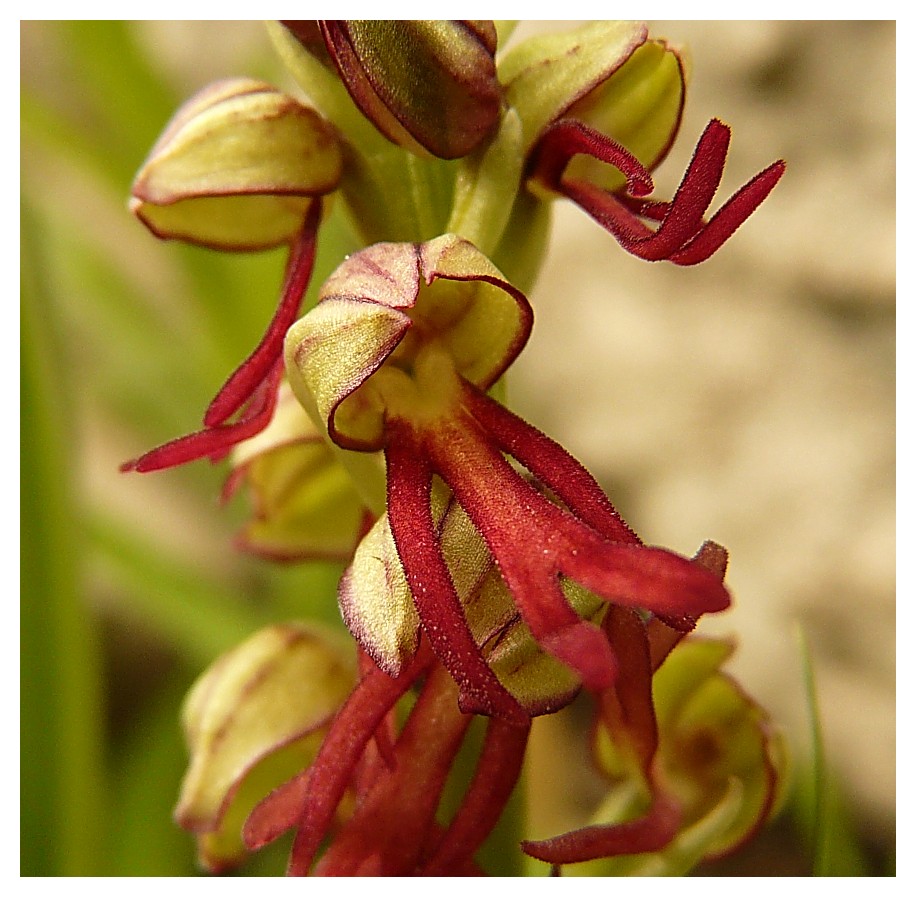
(108, 675, 200, 876)
(88, 514, 274, 668)
(21, 201, 108, 875)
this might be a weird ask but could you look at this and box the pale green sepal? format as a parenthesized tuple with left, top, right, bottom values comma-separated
(131, 193, 315, 251)
(196, 728, 327, 873)
(498, 21, 648, 154)
(131, 77, 342, 250)
(653, 638, 785, 858)
(231, 383, 367, 561)
(417, 235, 532, 389)
(651, 637, 735, 731)
(338, 513, 420, 676)
(175, 623, 355, 871)
(286, 295, 411, 451)
(486, 612, 582, 717)
(659, 656, 785, 857)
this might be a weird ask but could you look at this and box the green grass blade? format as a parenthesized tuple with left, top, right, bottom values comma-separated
(795, 625, 871, 875)
(21, 201, 108, 875)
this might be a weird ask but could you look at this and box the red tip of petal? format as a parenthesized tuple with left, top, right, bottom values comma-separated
(522, 793, 681, 865)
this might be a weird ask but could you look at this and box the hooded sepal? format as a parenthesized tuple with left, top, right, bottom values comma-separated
(284, 235, 532, 452)
(131, 78, 341, 250)
(175, 623, 355, 872)
(315, 21, 501, 160)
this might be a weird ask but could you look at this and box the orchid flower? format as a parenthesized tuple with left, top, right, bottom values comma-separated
(175, 622, 355, 872)
(523, 545, 786, 874)
(122, 79, 338, 472)
(501, 21, 786, 264)
(284, 236, 730, 724)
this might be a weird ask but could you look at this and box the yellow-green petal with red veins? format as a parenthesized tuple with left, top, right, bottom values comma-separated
(175, 623, 356, 872)
(498, 21, 649, 155)
(283, 235, 532, 452)
(316, 21, 501, 159)
(130, 78, 342, 250)
(226, 382, 368, 562)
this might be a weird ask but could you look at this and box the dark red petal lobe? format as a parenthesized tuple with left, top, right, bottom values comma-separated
(420, 716, 531, 875)
(538, 118, 784, 265)
(561, 119, 730, 260)
(385, 420, 529, 726)
(120, 360, 282, 472)
(419, 401, 729, 689)
(461, 382, 640, 545)
(204, 200, 321, 427)
(522, 792, 681, 865)
(314, 664, 472, 876)
(243, 647, 432, 872)
(668, 158, 786, 264)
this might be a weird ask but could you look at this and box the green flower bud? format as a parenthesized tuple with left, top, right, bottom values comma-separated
(175, 623, 355, 872)
(131, 78, 342, 250)
(288, 21, 502, 159)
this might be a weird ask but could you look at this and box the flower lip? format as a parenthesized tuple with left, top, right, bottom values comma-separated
(530, 117, 786, 266)
(284, 235, 533, 453)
